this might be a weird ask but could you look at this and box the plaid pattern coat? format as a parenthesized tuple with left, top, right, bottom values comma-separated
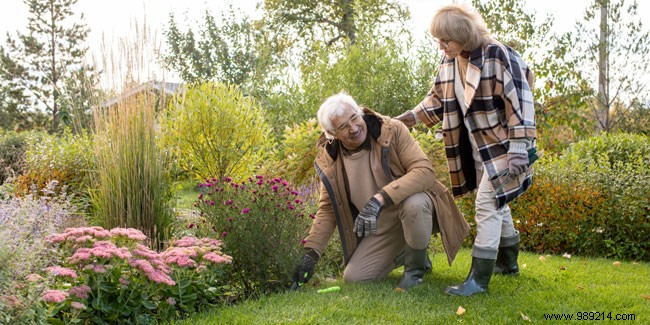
(413, 39, 536, 208)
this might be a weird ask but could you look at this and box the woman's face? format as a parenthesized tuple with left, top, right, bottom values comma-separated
(434, 38, 464, 59)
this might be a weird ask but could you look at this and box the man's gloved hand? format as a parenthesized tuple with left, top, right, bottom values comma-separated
(507, 152, 529, 177)
(353, 196, 383, 237)
(291, 248, 320, 290)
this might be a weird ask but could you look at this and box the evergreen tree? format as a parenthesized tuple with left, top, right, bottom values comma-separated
(0, 0, 99, 132)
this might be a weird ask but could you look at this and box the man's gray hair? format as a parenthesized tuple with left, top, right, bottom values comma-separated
(317, 92, 363, 140)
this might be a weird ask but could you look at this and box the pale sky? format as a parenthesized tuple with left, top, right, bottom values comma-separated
(1, 0, 648, 89)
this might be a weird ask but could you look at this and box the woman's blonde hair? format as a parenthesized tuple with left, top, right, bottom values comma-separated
(429, 4, 490, 51)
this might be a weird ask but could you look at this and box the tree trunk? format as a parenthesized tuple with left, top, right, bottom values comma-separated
(597, 0, 609, 131)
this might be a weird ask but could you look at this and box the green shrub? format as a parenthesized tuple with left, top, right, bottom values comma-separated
(161, 82, 274, 182)
(13, 130, 94, 211)
(195, 176, 313, 298)
(265, 118, 321, 188)
(91, 94, 174, 250)
(0, 131, 30, 185)
(510, 133, 650, 261)
(410, 127, 450, 188)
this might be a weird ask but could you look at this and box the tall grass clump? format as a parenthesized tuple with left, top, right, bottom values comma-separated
(91, 92, 174, 249)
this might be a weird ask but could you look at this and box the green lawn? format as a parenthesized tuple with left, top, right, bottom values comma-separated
(169, 249, 650, 324)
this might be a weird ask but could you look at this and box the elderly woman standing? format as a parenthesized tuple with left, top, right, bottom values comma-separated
(395, 4, 537, 296)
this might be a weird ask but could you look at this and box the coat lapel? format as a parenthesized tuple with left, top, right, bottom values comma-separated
(462, 46, 485, 108)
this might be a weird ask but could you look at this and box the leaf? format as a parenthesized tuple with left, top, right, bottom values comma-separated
(520, 312, 531, 321)
(142, 300, 157, 310)
(613, 261, 622, 267)
(562, 252, 572, 259)
(641, 294, 650, 301)
(456, 306, 466, 316)
(539, 256, 546, 262)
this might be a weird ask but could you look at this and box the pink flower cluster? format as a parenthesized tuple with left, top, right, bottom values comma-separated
(46, 226, 111, 244)
(45, 266, 77, 279)
(162, 236, 232, 269)
(69, 240, 132, 264)
(110, 227, 147, 241)
(69, 285, 91, 299)
(42, 289, 69, 303)
(128, 259, 175, 286)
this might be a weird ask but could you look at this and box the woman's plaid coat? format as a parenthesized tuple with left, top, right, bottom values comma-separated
(413, 39, 537, 208)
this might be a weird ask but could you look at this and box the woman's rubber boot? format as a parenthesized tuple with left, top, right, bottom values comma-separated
(396, 247, 428, 291)
(444, 257, 495, 296)
(494, 233, 520, 275)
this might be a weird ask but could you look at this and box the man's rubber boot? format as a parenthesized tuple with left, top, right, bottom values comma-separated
(444, 257, 495, 296)
(494, 233, 520, 275)
(396, 247, 428, 291)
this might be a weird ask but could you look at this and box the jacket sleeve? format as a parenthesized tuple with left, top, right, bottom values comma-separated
(380, 121, 437, 205)
(303, 182, 337, 255)
(497, 46, 536, 140)
(412, 78, 445, 128)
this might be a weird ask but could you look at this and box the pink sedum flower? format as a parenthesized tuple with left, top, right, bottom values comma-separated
(45, 266, 77, 279)
(42, 290, 69, 303)
(69, 285, 91, 299)
(71, 301, 87, 310)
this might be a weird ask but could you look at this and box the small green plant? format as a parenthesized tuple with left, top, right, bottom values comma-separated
(195, 175, 314, 298)
(42, 227, 232, 324)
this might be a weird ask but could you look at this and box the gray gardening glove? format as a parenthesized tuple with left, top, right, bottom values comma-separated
(508, 139, 530, 177)
(354, 197, 383, 237)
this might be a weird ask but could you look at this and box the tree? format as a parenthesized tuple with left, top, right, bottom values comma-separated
(164, 6, 287, 89)
(543, 0, 650, 132)
(471, 0, 589, 151)
(262, 0, 410, 48)
(0, 0, 97, 132)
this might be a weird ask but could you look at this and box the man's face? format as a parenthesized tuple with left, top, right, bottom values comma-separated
(330, 104, 367, 151)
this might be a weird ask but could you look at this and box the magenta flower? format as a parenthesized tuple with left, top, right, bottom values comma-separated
(241, 208, 250, 214)
(224, 177, 232, 182)
(272, 185, 279, 191)
(226, 199, 233, 205)
(221, 231, 227, 237)
(228, 217, 232, 222)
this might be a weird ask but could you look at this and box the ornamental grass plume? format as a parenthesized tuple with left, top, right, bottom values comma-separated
(196, 175, 313, 297)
